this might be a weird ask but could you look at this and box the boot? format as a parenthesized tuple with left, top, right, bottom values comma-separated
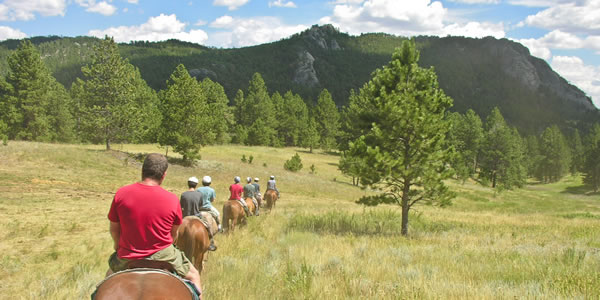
(255, 206, 260, 216)
(208, 238, 217, 251)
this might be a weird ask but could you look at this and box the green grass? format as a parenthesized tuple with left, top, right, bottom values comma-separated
(1, 141, 599, 299)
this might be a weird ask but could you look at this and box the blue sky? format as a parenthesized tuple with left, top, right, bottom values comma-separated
(1, 0, 599, 108)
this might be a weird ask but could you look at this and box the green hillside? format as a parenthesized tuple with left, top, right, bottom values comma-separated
(0, 25, 598, 134)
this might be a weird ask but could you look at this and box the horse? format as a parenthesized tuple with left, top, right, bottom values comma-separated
(175, 214, 217, 273)
(93, 268, 199, 300)
(244, 197, 257, 216)
(264, 189, 278, 210)
(222, 199, 246, 233)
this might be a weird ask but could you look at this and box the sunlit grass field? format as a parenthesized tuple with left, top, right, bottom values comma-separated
(0, 141, 599, 299)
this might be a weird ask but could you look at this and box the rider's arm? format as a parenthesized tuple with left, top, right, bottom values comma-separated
(171, 224, 180, 242)
(109, 221, 120, 251)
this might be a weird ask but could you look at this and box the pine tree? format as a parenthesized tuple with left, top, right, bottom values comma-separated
(232, 89, 247, 144)
(582, 124, 600, 192)
(245, 73, 278, 146)
(279, 91, 308, 146)
(199, 78, 231, 144)
(158, 64, 210, 163)
(570, 129, 584, 174)
(3, 40, 74, 142)
(300, 116, 320, 153)
(72, 36, 159, 149)
(315, 89, 340, 151)
(479, 107, 526, 189)
(538, 125, 571, 182)
(345, 39, 455, 236)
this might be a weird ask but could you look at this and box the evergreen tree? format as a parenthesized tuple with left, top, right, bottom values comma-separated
(300, 116, 320, 153)
(158, 64, 209, 162)
(245, 73, 278, 146)
(3, 40, 74, 142)
(279, 91, 308, 146)
(570, 129, 584, 174)
(72, 36, 159, 149)
(200, 78, 230, 144)
(345, 39, 455, 236)
(232, 90, 247, 144)
(315, 89, 340, 151)
(479, 107, 526, 189)
(582, 124, 600, 192)
(524, 134, 543, 178)
(538, 125, 571, 182)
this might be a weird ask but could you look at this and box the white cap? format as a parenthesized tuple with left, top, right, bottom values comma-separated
(270, 175, 275, 179)
(234, 176, 240, 183)
(246, 177, 252, 183)
(202, 176, 211, 184)
(254, 177, 259, 182)
(188, 176, 199, 184)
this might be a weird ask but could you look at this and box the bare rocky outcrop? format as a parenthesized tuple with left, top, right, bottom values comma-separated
(189, 68, 217, 81)
(293, 50, 319, 87)
(305, 24, 342, 51)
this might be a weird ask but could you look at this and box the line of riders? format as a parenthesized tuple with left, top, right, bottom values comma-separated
(93, 153, 280, 299)
(180, 174, 280, 251)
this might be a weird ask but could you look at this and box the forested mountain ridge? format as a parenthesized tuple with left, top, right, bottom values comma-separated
(0, 24, 597, 133)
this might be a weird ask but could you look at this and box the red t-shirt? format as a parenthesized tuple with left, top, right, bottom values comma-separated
(108, 183, 182, 259)
(229, 183, 243, 200)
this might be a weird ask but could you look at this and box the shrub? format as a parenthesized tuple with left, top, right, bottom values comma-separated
(248, 155, 254, 164)
(241, 154, 247, 163)
(310, 164, 316, 174)
(284, 153, 303, 172)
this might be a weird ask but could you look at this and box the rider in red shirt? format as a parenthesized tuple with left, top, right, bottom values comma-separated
(229, 176, 243, 200)
(105, 153, 201, 293)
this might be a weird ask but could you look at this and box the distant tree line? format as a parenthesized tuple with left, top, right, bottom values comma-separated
(1, 37, 599, 192)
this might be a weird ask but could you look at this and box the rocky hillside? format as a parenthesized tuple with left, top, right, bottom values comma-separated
(0, 25, 597, 133)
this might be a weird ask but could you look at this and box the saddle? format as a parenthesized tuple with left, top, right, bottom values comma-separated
(190, 212, 217, 237)
(236, 199, 250, 216)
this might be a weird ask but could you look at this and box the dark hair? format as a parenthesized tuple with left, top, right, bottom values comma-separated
(141, 153, 168, 181)
(202, 181, 211, 187)
(188, 181, 198, 189)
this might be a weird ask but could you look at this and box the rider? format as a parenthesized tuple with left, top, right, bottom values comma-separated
(243, 177, 259, 216)
(252, 177, 262, 210)
(229, 176, 249, 215)
(266, 175, 280, 198)
(180, 176, 217, 251)
(196, 175, 222, 233)
(106, 153, 201, 293)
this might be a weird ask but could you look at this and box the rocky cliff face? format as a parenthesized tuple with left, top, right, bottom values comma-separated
(482, 37, 595, 111)
(293, 50, 319, 87)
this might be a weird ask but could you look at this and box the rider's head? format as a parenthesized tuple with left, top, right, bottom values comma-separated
(142, 153, 168, 183)
(254, 177, 259, 182)
(246, 177, 252, 183)
(270, 175, 275, 180)
(188, 176, 199, 189)
(234, 176, 241, 183)
(202, 176, 212, 186)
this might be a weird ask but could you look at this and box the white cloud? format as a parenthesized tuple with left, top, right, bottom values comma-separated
(515, 30, 600, 59)
(269, 0, 297, 8)
(0, 0, 66, 21)
(88, 1, 117, 16)
(450, 0, 500, 3)
(320, 0, 505, 38)
(126, 0, 139, 3)
(195, 19, 207, 26)
(551, 55, 600, 108)
(0, 26, 27, 41)
(213, 0, 249, 10)
(88, 13, 209, 44)
(207, 16, 307, 47)
(523, 1, 600, 35)
(507, 0, 578, 7)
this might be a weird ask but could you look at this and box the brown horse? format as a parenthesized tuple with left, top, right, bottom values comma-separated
(175, 215, 215, 273)
(244, 197, 257, 216)
(93, 268, 197, 300)
(264, 190, 278, 210)
(222, 199, 246, 233)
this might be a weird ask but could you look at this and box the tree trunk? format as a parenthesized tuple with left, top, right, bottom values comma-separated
(165, 146, 169, 157)
(401, 182, 411, 236)
(106, 138, 111, 151)
(492, 171, 497, 188)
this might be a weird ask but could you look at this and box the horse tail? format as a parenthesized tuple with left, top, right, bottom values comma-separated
(222, 202, 231, 232)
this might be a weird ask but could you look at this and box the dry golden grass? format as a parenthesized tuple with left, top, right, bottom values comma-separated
(0, 141, 599, 299)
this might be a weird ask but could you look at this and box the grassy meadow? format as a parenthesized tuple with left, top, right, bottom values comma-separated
(0, 141, 599, 299)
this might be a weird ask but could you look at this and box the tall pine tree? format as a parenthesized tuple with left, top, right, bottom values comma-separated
(345, 39, 455, 236)
(72, 36, 159, 149)
(315, 89, 340, 151)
